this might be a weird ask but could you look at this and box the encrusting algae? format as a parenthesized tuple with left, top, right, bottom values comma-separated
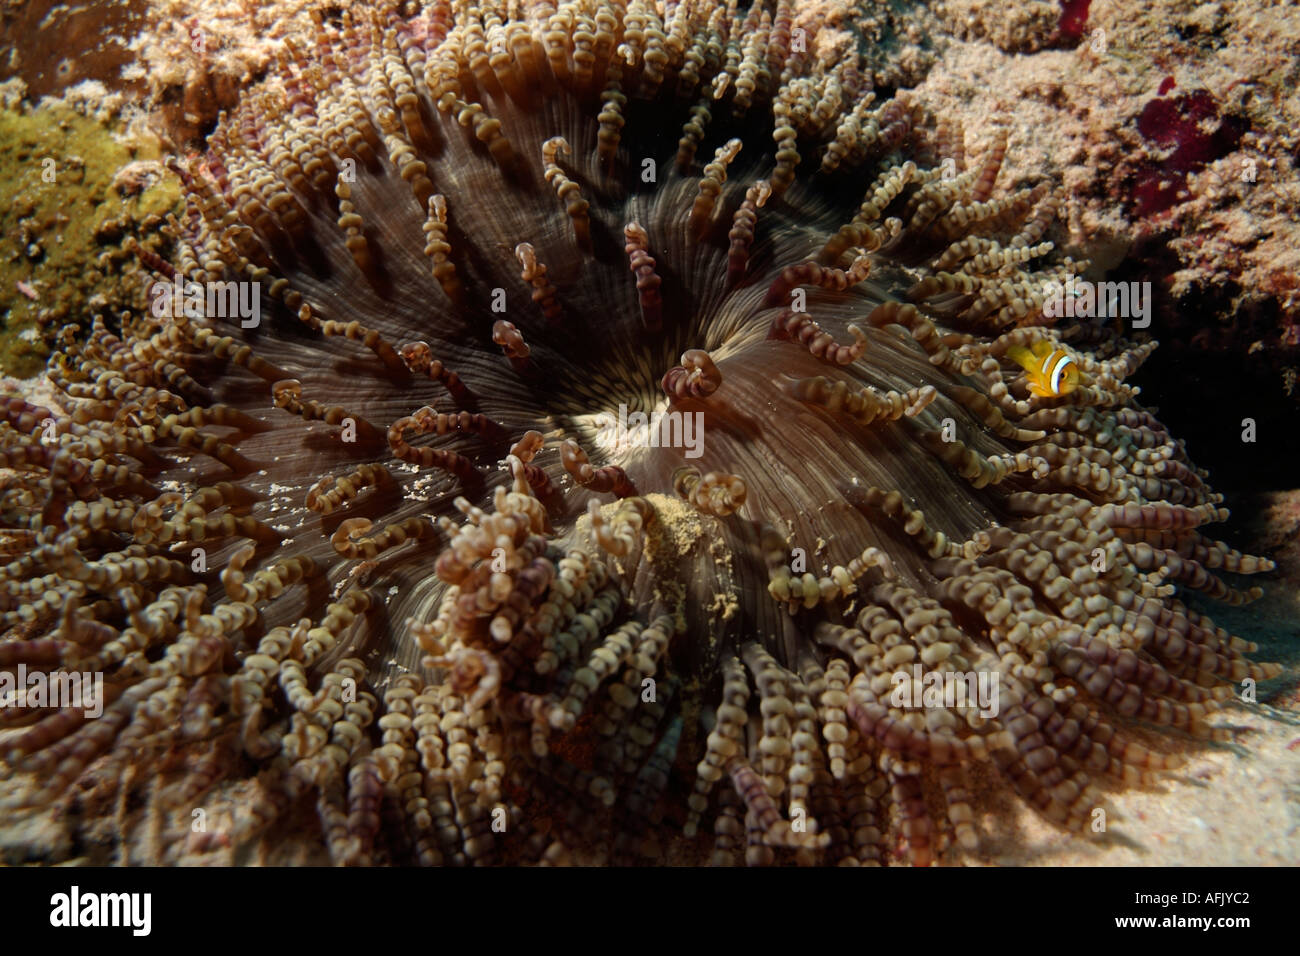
(0, 0, 1283, 866)
(0, 94, 179, 378)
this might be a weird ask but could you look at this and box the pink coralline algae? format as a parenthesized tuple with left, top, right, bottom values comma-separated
(1058, 0, 1093, 46)
(1131, 87, 1249, 218)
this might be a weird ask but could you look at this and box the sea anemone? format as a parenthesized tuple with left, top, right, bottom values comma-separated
(0, 0, 1279, 866)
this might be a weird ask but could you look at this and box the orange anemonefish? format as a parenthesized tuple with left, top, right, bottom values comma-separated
(1006, 341, 1081, 397)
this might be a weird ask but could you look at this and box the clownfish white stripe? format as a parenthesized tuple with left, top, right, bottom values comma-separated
(1047, 353, 1074, 394)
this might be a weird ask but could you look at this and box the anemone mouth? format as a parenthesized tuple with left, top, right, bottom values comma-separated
(0, 0, 1281, 867)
